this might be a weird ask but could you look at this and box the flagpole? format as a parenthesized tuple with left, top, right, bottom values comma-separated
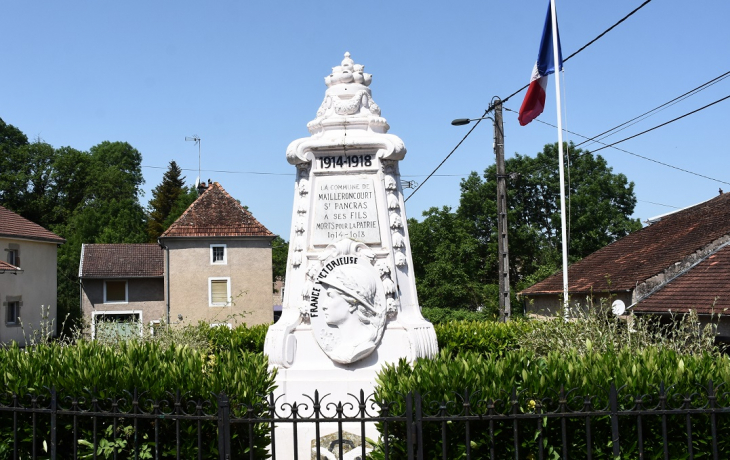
(549, 0, 569, 315)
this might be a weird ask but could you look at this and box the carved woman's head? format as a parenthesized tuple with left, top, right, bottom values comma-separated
(320, 263, 381, 331)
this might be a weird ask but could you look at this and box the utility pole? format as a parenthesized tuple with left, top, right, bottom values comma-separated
(494, 98, 511, 322)
(451, 99, 512, 321)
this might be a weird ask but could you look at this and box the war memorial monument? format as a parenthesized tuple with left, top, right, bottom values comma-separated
(264, 52, 438, 457)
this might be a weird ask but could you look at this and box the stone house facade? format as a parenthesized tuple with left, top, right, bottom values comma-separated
(79, 181, 276, 333)
(519, 192, 730, 340)
(0, 205, 65, 344)
(79, 244, 165, 336)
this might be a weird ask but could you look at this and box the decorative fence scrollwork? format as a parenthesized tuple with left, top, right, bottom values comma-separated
(2, 381, 730, 459)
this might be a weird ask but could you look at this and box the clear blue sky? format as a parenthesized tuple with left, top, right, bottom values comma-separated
(3, 1, 729, 239)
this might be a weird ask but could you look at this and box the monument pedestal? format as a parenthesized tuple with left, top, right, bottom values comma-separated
(265, 52, 438, 458)
(271, 322, 415, 458)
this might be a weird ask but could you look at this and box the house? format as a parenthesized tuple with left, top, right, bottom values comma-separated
(79, 181, 276, 333)
(520, 192, 730, 339)
(79, 244, 165, 337)
(0, 205, 65, 344)
(159, 181, 276, 326)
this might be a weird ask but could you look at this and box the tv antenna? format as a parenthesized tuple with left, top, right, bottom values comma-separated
(185, 135, 201, 183)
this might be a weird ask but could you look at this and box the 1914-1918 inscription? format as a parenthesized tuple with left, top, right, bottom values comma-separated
(312, 177, 380, 245)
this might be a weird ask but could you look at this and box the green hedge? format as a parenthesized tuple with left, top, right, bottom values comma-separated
(421, 307, 497, 324)
(206, 322, 269, 354)
(0, 341, 275, 459)
(433, 319, 534, 357)
(373, 347, 730, 458)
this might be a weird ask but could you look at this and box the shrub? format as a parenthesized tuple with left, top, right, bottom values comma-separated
(433, 319, 534, 357)
(421, 306, 496, 324)
(58, 314, 271, 355)
(207, 322, 269, 354)
(0, 340, 275, 458)
(520, 307, 722, 357)
(373, 347, 730, 458)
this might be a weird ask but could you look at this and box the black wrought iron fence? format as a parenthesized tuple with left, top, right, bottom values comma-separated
(2, 381, 730, 459)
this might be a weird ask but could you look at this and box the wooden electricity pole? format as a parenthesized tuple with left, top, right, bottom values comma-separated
(494, 98, 511, 321)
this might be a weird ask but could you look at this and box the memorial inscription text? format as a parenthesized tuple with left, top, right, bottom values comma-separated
(312, 177, 380, 245)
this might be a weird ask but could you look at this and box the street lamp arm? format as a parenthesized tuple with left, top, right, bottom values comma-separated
(450, 99, 511, 322)
(451, 116, 494, 126)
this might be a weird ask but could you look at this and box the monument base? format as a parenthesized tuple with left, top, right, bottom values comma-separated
(270, 321, 414, 459)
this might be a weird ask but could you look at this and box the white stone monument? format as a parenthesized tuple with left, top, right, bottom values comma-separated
(264, 52, 438, 458)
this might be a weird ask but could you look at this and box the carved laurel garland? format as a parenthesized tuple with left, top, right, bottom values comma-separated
(315, 90, 382, 119)
(375, 258, 399, 317)
(383, 161, 407, 270)
(291, 163, 310, 268)
(378, 160, 402, 317)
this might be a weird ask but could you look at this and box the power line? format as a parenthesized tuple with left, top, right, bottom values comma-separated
(502, 103, 730, 186)
(402, 174, 469, 177)
(563, 2, 653, 64)
(639, 200, 680, 209)
(142, 165, 294, 176)
(404, 108, 489, 202)
(145, 76, 729, 184)
(500, 0, 654, 106)
(590, 94, 730, 153)
(407, 0, 655, 201)
(143, 166, 471, 179)
(576, 71, 730, 148)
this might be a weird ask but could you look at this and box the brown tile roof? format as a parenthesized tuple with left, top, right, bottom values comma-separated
(521, 193, 730, 295)
(0, 260, 22, 273)
(0, 205, 65, 244)
(634, 244, 730, 314)
(79, 244, 163, 278)
(160, 182, 274, 238)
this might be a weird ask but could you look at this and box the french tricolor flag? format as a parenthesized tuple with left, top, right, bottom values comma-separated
(518, 1, 563, 126)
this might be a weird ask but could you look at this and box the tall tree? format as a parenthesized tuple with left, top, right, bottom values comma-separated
(0, 119, 149, 332)
(147, 161, 186, 241)
(409, 207, 497, 313)
(409, 142, 642, 311)
(0, 117, 28, 149)
(55, 141, 147, 330)
(162, 184, 198, 230)
(271, 236, 289, 282)
(0, 118, 31, 217)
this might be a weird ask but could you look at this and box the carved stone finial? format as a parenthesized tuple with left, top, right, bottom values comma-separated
(324, 52, 372, 89)
(306, 52, 389, 135)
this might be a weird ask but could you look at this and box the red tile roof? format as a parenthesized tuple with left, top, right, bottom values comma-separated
(0, 260, 22, 273)
(0, 205, 65, 244)
(521, 193, 730, 295)
(79, 244, 163, 278)
(634, 244, 730, 314)
(160, 182, 274, 238)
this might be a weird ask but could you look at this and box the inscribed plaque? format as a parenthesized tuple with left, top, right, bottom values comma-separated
(312, 177, 380, 245)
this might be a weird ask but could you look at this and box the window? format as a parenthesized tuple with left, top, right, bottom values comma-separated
(104, 280, 128, 303)
(149, 320, 162, 336)
(6, 301, 20, 325)
(210, 244, 227, 264)
(209, 277, 231, 306)
(92, 311, 142, 339)
(6, 246, 19, 267)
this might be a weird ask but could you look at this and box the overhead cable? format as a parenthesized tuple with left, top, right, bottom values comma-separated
(403, 109, 489, 202)
(406, 0, 655, 201)
(142, 165, 294, 176)
(576, 70, 730, 148)
(502, 104, 730, 186)
(589, 94, 730, 153)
